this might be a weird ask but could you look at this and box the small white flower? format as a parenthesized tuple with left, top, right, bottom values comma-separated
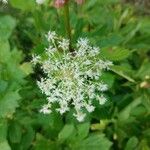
(90, 47, 100, 56)
(77, 38, 89, 48)
(97, 95, 107, 105)
(56, 101, 70, 114)
(104, 60, 113, 70)
(98, 83, 108, 91)
(73, 111, 86, 122)
(36, 0, 45, 5)
(45, 46, 57, 55)
(40, 104, 51, 114)
(32, 54, 41, 65)
(58, 39, 69, 50)
(46, 31, 57, 42)
(85, 103, 95, 112)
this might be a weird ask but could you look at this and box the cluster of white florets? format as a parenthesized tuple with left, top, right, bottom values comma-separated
(32, 31, 113, 122)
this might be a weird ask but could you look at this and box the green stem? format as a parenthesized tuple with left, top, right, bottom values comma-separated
(64, 2, 72, 51)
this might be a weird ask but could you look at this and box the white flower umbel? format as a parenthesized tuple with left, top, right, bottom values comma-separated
(32, 31, 113, 122)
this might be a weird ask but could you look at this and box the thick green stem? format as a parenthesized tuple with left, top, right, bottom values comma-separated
(64, 2, 72, 51)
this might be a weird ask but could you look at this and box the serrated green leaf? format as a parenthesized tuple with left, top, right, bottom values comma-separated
(0, 16, 16, 41)
(125, 136, 138, 150)
(58, 124, 75, 142)
(72, 134, 112, 150)
(10, 0, 36, 11)
(100, 34, 124, 48)
(111, 65, 135, 83)
(0, 41, 10, 63)
(35, 133, 60, 150)
(101, 47, 131, 61)
(0, 91, 20, 118)
(77, 122, 90, 140)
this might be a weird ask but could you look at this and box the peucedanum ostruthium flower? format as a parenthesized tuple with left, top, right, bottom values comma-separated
(32, 31, 113, 122)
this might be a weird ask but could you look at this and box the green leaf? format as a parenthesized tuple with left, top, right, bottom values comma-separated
(11, 48, 23, 64)
(0, 141, 11, 150)
(0, 16, 16, 41)
(8, 122, 22, 143)
(0, 80, 8, 93)
(72, 134, 112, 150)
(137, 60, 150, 80)
(35, 133, 60, 150)
(138, 139, 150, 150)
(0, 119, 7, 141)
(101, 47, 131, 61)
(37, 112, 64, 139)
(118, 97, 141, 122)
(140, 18, 150, 34)
(10, 0, 36, 11)
(0, 91, 20, 118)
(58, 124, 75, 142)
(0, 43, 25, 84)
(125, 137, 138, 150)
(0, 41, 10, 63)
(111, 65, 135, 83)
(100, 73, 115, 88)
(77, 123, 90, 140)
(123, 23, 141, 44)
(20, 126, 35, 150)
(100, 34, 124, 48)
(130, 105, 147, 116)
(20, 62, 33, 75)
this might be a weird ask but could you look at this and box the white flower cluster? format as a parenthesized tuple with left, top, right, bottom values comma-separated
(0, 0, 7, 3)
(32, 31, 113, 122)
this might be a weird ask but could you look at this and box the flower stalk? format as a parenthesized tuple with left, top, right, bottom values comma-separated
(63, 2, 72, 51)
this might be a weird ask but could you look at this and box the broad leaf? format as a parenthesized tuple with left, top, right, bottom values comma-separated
(0, 91, 20, 118)
(0, 141, 11, 150)
(58, 124, 75, 142)
(101, 47, 131, 61)
(0, 16, 16, 41)
(72, 134, 112, 150)
(125, 137, 138, 150)
(10, 0, 36, 11)
(77, 122, 90, 140)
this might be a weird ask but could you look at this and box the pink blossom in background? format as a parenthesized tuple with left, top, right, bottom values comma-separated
(54, 0, 68, 8)
(54, 0, 84, 8)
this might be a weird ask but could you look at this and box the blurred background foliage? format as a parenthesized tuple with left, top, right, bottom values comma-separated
(0, 0, 150, 149)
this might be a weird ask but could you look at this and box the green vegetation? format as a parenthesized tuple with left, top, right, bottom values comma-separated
(0, 0, 150, 149)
